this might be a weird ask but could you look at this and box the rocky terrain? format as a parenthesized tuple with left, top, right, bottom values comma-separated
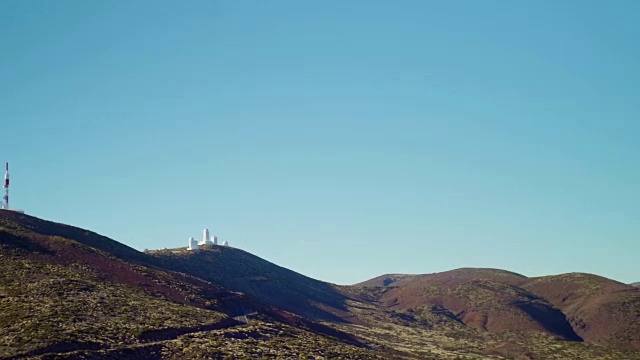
(151, 245, 360, 324)
(1, 211, 639, 359)
(0, 212, 380, 359)
(349, 270, 640, 359)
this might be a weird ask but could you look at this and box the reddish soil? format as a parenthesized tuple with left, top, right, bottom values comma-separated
(0, 211, 238, 311)
(357, 268, 640, 350)
(3, 211, 639, 352)
(522, 274, 640, 350)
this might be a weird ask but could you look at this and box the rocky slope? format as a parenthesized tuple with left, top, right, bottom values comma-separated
(0, 211, 236, 358)
(151, 246, 367, 324)
(353, 269, 640, 354)
(355, 268, 581, 340)
(0, 212, 382, 359)
(523, 273, 640, 350)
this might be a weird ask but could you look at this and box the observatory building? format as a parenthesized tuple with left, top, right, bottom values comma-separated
(188, 237, 198, 250)
(187, 228, 229, 250)
(199, 228, 218, 246)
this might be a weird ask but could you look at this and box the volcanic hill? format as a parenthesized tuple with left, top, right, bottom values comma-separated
(1, 211, 639, 359)
(351, 269, 640, 357)
(150, 246, 364, 324)
(0, 211, 384, 359)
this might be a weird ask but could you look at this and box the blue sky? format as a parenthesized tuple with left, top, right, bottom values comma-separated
(1, 1, 639, 284)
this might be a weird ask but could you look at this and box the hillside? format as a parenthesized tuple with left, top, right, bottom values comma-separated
(151, 246, 366, 324)
(357, 268, 526, 288)
(0, 211, 235, 358)
(2, 211, 639, 359)
(523, 273, 640, 350)
(632, 282, 640, 288)
(348, 269, 640, 358)
(354, 268, 580, 339)
(0, 212, 386, 359)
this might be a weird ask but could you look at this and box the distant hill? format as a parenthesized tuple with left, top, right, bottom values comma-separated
(356, 268, 580, 340)
(632, 282, 640, 287)
(357, 268, 526, 287)
(354, 269, 640, 352)
(523, 273, 640, 350)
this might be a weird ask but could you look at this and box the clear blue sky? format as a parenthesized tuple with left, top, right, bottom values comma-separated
(2, 1, 639, 285)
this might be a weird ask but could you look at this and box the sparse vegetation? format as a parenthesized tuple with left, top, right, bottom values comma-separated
(1, 211, 639, 359)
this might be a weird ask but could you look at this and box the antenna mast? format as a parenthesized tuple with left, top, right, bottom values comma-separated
(3, 162, 9, 209)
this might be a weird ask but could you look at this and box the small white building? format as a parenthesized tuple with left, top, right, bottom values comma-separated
(188, 237, 199, 250)
(185, 227, 228, 250)
(200, 228, 210, 245)
(199, 228, 213, 246)
(198, 228, 220, 246)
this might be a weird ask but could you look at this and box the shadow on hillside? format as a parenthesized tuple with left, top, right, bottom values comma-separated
(155, 248, 357, 324)
(137, 318, 242, 342)
(514, 301, 583, 342)
(0, 230, 53, 255)
(265, 308, 370, 348)
(33, 344, 165, 360)
(0, 212, 156, 265)
(1, 212, 358, 325)
(5, 341, 102, 360)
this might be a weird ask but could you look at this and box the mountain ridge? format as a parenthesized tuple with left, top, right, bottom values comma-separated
(2, 211, 639, 359)
(0, 211, 382, 359)
(354, 269, 640, 351)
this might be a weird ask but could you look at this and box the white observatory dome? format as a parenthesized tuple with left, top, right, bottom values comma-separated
(222, 240, 229, 247)
(188, 237, 199, 250)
